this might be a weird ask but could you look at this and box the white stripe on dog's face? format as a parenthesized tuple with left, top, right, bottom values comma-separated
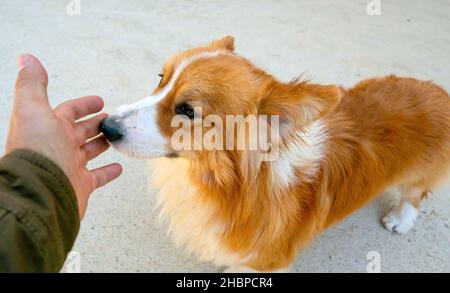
(108, 50, 229, 159)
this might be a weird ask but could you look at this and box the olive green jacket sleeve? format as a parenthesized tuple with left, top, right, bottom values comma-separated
(0, 149, 79, 272)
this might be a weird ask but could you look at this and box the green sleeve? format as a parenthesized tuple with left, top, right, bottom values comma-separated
(0, 149, 80, 272)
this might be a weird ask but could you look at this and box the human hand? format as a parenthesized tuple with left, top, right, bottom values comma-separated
(6, 54, 122, 219)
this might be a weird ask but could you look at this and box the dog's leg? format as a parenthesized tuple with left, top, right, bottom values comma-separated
(382, 186, 428, 234)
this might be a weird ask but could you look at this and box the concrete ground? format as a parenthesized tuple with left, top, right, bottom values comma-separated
(0, 0, 449, 272)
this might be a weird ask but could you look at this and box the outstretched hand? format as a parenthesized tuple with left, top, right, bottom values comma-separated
(6, 54, 122, 219)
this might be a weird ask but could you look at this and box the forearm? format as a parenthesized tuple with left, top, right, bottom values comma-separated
(0, 149, 79, 272)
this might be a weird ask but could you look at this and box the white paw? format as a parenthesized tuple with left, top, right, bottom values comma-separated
(382, 201, 418, 234)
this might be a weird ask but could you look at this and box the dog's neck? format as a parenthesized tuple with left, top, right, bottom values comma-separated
(269, 119, 328, 192)
(187, 118, 329, 204)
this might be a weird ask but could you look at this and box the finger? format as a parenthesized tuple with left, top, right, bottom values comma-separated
(55, 95, 104, 122)
(90, 163, 122, 189)
(14, 54, 50, 109)
(82, 135, 110, 161)
(75, 113, 108, 145)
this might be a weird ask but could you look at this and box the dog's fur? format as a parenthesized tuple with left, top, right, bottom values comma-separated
(108, 36, 450, 272)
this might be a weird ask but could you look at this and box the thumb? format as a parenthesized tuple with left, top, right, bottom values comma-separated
(14, 54, 50, 109)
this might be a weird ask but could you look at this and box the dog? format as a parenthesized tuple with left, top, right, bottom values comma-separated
(101, 36, 450, 272)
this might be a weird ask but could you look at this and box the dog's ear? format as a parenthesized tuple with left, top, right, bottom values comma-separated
(210, 35, 235, 51)
(259, 82, 342, 129)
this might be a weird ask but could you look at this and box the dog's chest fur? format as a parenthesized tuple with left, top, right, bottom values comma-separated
(149, 158, 242, 267)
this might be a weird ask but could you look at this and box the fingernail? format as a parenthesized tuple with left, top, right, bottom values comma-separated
(18, 54, 30, 71)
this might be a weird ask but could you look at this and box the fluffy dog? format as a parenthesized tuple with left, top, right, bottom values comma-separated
(101, 36, 450, 272)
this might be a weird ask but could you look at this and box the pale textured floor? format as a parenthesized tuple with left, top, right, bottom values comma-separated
(0, 0, 449, 272)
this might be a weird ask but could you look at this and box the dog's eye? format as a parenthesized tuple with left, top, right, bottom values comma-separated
(158, 73, 164, 86)
(175, 102, 195, 119)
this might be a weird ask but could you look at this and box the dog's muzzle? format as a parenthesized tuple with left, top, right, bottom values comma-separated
(100, 117, 123, 142)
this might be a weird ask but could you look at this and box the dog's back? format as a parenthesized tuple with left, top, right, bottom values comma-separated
(323, 76, 450, 227)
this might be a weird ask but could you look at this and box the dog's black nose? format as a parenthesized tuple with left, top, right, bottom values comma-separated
(100, 117, 123, 142)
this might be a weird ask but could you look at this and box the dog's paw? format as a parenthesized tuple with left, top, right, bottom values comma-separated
(382, 201, 418, 234)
